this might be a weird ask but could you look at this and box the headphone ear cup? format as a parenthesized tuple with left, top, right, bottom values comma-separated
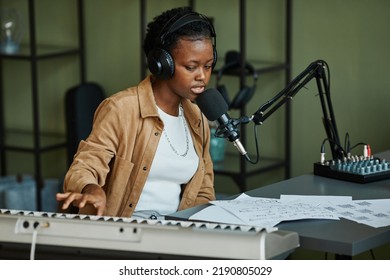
(147, 48, 175, 80)
(216, 84, 230, 107)
(230, 86, 254, 110)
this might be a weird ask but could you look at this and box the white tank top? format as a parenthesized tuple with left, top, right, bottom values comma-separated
(134, 105, 199, 215)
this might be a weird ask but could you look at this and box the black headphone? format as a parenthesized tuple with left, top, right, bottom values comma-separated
(216, 51, 258, 110)
(147, 11, 217, 80)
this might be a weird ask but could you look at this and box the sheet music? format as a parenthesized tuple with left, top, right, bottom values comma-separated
(190, 194, 340, 229)
(280, 194, 353, 205)
(189, 194, 390, 228)
(323, 199, 390, 228)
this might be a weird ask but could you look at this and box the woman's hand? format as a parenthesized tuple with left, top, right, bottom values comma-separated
(56, 184, 106, 216)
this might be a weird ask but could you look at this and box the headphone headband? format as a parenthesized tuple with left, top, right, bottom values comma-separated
(159, 12, 216, 46)
(148, 11, 217, 80)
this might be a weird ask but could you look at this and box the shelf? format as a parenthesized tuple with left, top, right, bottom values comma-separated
(210, 0, 292, 191)
(213, 152, 286, 191)
(2, 130, 67, 153)
(214, 153, 286, 174)
(0, 0, 85, 211)
(251, 60, 290, 74)
(213, 60, 289, 76)
(0, 44, 81, 60)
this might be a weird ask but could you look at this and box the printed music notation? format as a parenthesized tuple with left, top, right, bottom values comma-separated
(189, 193, 390, 229)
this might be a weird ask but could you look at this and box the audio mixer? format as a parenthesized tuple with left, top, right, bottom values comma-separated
(313, 156, 390, 183)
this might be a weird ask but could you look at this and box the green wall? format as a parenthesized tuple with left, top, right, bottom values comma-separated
(1, 0, 390, 189)
(291, 0, 390, 177)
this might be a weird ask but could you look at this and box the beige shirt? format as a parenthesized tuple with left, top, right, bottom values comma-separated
(64, 76, 215, 217)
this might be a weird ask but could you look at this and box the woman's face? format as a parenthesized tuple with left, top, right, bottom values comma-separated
(168, 37, 215, 102)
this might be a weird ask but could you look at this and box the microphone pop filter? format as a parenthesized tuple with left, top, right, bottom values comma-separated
(196, 88, 229, 121)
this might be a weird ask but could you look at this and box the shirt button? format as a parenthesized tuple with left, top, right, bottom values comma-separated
(143, 166, 147, 171)
(129, 203, 133, 207)
(154, 132, 159, 136)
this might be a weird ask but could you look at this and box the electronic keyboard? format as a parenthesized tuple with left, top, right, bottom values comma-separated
(0, 209, 299, 260)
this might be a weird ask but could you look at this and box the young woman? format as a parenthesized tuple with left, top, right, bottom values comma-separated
(56, 7, 217, 219)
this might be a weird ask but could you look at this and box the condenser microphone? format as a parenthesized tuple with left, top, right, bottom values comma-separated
(197, 88, 249, 160)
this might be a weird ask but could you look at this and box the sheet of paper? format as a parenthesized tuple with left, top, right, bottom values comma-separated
(189, 205, 245, 225)
(326, 199, 390, 228)
(188, 205, 277, 231)
(189, 194, 389, 229)
(210, 193, 339, 227)
(280, 194, 352, 205)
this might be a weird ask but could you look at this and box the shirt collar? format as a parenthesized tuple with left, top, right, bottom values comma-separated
(137, 75, 204, 136)
(138, 75, 159, 118)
